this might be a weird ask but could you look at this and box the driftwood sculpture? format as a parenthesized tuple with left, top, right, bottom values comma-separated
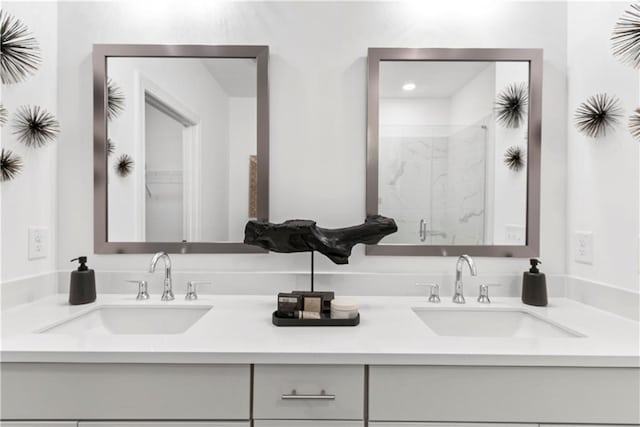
(244, 215, 397, 264)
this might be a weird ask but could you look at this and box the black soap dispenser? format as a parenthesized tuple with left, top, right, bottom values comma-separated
(522, 258, 547, 307)
(69, 256, 96, 305)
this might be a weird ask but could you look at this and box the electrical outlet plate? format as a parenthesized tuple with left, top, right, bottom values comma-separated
(505, 224, 525, 244)
(28, 227, 48, 260)
(574, 231, 593, 265)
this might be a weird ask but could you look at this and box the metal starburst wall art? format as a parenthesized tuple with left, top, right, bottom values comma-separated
(0, 148, 23, 182)
(495, 82, 529, 129)
(611, 2, 640, 69)
(0, 104, 7, 126)
(574, 93, 623, 138)
(115, 153, 134, 177)
(504, 145, 526, 172)
(107, 138, 115, 156)
(12, 105, 60, 148)
(0, 9, 42, 84)
(629, 107, 640, 141)
(107, 78, 125, 121)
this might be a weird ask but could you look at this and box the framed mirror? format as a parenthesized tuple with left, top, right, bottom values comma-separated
(93, 44, 269, 253)
(366, 48, 542, 257)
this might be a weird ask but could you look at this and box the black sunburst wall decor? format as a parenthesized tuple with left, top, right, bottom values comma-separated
(115, 153, 134, 177)
(107, 138, 115, 156)
(629, 107, 640, 141)
(0, 148, 23, 182)
(574, 93, 623, 138)
(107, 78, 125, 121)
(0, 104, 7, 126)
(495, 82, 529, 129)
(0, 10, 42, 84)
(12, 105, 60, 148)
(504, 145, 526, 172)
(611, 2, 640, 69)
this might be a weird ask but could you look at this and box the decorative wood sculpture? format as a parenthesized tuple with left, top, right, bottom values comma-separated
(244, 215, 397, 264)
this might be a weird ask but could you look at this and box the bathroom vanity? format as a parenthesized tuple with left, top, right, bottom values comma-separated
(2, 295, 638, 426)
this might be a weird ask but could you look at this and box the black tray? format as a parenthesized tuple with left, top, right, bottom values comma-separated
(272, 311, 360, 327)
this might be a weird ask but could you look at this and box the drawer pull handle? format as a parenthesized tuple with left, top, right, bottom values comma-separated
(281, 389, 335, 400)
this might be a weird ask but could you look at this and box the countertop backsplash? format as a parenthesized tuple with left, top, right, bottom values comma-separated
(2, 270, 637, 321)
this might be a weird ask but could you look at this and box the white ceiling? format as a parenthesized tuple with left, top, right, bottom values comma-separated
(380, 61, 494, 98)
(202, 58, 257, 98)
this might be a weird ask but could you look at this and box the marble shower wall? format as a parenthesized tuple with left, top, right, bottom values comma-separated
(446, 117, 490, 245)
(379, 120, 488, 245)
(378, 134, 449, 244)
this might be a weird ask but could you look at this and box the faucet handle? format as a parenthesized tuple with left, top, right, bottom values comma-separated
(185, 281, 210, 300)
(126, 280, 149, 300)
(477, 283, 501, 304)
(416, 283, 440, 303)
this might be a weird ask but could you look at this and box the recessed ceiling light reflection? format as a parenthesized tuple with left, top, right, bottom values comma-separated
(402, 82, 416, 91)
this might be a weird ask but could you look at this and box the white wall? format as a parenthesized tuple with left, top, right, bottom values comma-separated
(51, 1, 568, 277)
(0, 2, 58, 282)
(145, 104, 184, 242)
(566, 2, 640, 292)
(492, 62, 529, 245)
(449, 64, 495, 127)
(227, 97, 257, 241)
(380, 98, 451, 138)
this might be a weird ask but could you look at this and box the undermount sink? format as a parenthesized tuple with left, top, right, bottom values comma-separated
(412, 307, 583, 338)
(39, 305, 212, 335)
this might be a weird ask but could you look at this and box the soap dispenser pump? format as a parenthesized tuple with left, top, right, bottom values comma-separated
(522, 258, 547, 307)
(69, 256, 96, 305)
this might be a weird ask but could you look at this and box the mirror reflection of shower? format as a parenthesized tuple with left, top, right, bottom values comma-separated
(377, 60, 529, 246)
(378, 122, 489, 245)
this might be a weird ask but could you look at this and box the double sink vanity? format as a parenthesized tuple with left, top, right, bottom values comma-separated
(2, 280, 639, 426)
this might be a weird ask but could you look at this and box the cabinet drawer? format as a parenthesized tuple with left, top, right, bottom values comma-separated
(0, 424, 77, 426)
(1, 363, 250, 420)
(255, 422, 363, 427)
(369, 366, 640, 424)
(369, 424, 531, 427)
(79, 424, 249, 427)
(253, 365, 364, 420)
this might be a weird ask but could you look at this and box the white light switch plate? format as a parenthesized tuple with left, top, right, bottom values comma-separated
(505, 224, 525, 244)
(574, 231, 593, 265)
(28, 227, 48, 260)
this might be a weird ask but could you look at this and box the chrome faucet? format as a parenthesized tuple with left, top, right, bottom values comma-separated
(453, 254, 477, 304)
(149, 252, 174, 301)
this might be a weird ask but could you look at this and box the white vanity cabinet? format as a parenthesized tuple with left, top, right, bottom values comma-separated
(0, 423, 78, 426)
(78, 423, 249, 427)
(368, 366, 640, 425)
(3, 363, 639, 425)
(254, 422, 363, 427)
(369, 424, 531, 427)
(0, 364, 251, 421)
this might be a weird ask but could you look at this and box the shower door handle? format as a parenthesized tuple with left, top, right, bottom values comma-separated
(419, 219, 427, 242)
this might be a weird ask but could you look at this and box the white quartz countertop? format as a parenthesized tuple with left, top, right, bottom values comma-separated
(1, 294, 638, 367)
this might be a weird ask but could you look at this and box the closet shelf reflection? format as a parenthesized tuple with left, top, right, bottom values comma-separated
(145, 170, 183, 184)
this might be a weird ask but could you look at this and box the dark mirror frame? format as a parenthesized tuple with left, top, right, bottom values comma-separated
(93, 44, 269, 254)
(366, 48, 542, 257)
